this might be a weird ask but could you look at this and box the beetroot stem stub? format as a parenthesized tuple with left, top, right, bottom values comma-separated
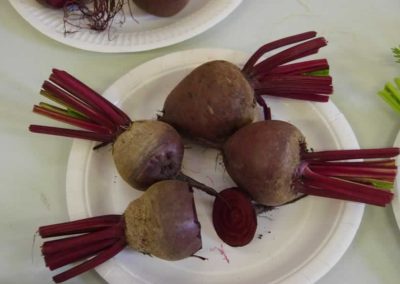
(212, 188, 257, 247)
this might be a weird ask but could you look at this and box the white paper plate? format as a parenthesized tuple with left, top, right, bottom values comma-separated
(66, 49, 364, 284)
(392, 132, 400, 228)
(9, 0, 241, 53)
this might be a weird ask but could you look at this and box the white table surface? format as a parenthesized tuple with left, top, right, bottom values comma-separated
(1, 0, 400, 283)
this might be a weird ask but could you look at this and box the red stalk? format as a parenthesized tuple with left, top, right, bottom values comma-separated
(45, 239, 116, 270)
(242, 31, 317, 73)
(266, 59, 329, 75)
(30, 70, 132, 144)
(302, 148, 400, 161)
(294, 148, 400, 206)
(33, 105, 111, 134)
(29, 125, 113, 142)
(255, 92, 329, 102)
(52, 238, 126, 283)
(50, 69, 131, 126)
(253, 75, 333, 101)
(41, 225, 124, 255)
(250, 37, 328, 78)
(42, 80, 116, 131)
(39, 215, 122, 238)
(255, 96, 272, 120)
(308, 164, 396, 182)
(38, 215, 127, 282)
(240, 32, 333, 114)
(308, 159, 397, 169)
(300, 167, 393, 206)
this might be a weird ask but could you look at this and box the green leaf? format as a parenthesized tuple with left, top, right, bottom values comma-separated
(304, 69, 330, 76)
(378, 78, 400, 114)
(393, 46, 400, 63)
(367, 179, 394, 191)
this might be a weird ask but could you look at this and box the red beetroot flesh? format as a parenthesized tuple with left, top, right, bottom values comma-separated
(212, 188, 257, 247)
(223, 120, 398, 207)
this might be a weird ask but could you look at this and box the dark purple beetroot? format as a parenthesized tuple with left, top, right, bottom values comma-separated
(132, 0, 189, 17)
(161, 31, 333, 147)
(29, 69, 218, 196)
(223, 120, 399, 207)
(38, 180, 202, 283)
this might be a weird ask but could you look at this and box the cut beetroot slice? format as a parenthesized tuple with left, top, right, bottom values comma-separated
(212, 188, 257, 247)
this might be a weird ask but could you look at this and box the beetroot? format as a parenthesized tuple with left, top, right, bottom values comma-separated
(38, 180, 201, 283)
(160, 31, 333, 147)
(132, 0, 189, 17)
(36, 0, 67, 9)
(29, 69, 217, 196)
(212, 188, 257, 247)
(223, 120, 399, 207)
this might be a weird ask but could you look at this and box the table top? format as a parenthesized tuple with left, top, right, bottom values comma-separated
(1, 0, 400, 283)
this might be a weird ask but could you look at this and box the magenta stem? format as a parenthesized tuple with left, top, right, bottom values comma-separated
(255, 96, 272, 120)
(50, 69, 131, 126)
(52, 238, 126, 283)
(39, 215, 122, 238)
(308, 159, 397, 169)
(308, 164, 397, 182)
(29, 125, 113, 142)
(300, 167, 393, 206)
(250, 37, 328, 78)
(33, 105, 111, 134)
(267, 59, 329, 75)
(42, 224, 124, 256)
(42, 81, 116, 131)
(302, 148, 400, 161)
(242, 31, 317, 73)
(253, 75, 333, 101)
(45, 239, 116, 270)
(255, 91, 330, 102)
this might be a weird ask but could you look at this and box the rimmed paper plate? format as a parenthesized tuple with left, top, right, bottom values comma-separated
(66, 49, 364, 284)
(9, 0, 242, 52)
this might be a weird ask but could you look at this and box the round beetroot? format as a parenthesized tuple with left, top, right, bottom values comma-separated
(38, 180, 202, 283)
(160, 32, 333, 147)
(223, 120, 398, 207)
(162, 60, 255, 147)
(29, 69, 218, 196)
(132, 0, 189, 17)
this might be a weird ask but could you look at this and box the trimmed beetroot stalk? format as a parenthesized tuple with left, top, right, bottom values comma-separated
(29, 69, 218, 195)
(160, 31, 333, 147)
(223, 120, 399, 207)
(212, 188, 257, 247)
(39, 180, 202, 283)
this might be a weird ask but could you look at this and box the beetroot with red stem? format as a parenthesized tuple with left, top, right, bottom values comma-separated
(38, 180, 202, 283)
(29, 69, 217, 196)
(223, 120, 399, 207)
(160, 31, 333, 147)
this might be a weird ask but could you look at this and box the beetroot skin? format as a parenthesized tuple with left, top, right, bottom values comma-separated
(161, 32, 333, 147)
(223, 120, 305, 206)
(223, 120, 398, 207)
(162, 61, 255, 147)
